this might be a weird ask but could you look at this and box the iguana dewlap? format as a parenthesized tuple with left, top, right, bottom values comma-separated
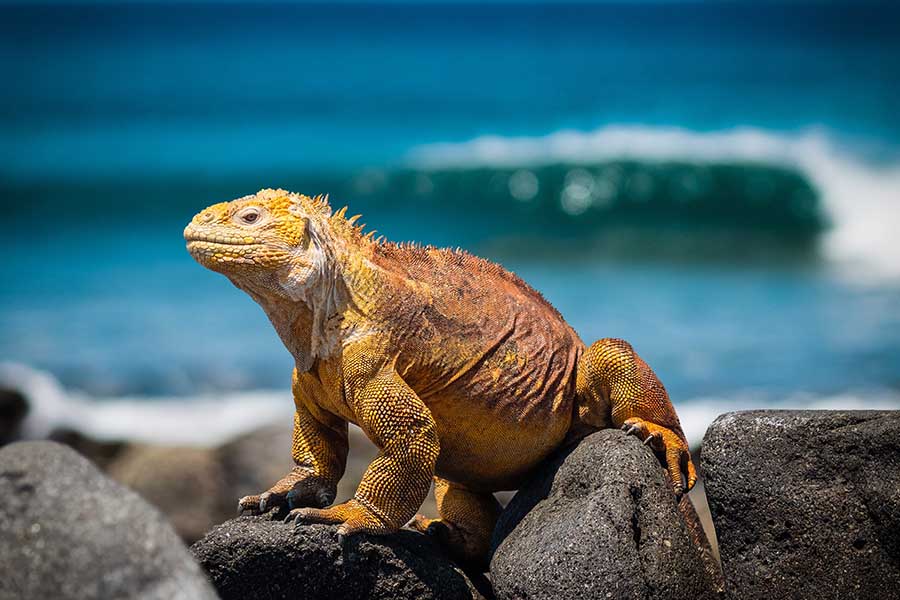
(185, 189, 696, 567)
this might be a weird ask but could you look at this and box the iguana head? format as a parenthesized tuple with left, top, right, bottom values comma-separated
(184, 188, 334, 300)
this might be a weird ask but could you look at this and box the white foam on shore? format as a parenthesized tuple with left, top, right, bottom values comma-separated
(4, 362, 898, 450)
(0, 362, 292, 447)
(410, 125, 900, 283)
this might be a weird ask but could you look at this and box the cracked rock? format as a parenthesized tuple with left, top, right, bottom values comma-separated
(490, 429, 721, 600)
(702, 410, 900, 600)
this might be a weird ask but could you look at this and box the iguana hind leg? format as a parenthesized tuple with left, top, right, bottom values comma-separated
(409, 477, 500, 571)
(576, 337, 697, 494)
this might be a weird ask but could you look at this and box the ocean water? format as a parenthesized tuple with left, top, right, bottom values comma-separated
(2, 1, 899, 447)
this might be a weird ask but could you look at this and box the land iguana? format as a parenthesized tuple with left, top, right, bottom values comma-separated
(184, 188, 697, 567)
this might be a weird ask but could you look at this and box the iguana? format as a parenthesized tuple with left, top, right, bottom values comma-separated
(184, 188, 697, 567)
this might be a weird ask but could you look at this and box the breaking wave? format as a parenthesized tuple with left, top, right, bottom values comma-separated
(409, 126, 900, 282)
(0, 362, 291, 446)
(4, 363, 898, 449)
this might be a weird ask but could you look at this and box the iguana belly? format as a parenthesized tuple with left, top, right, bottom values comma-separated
(426, 387, 574, 490)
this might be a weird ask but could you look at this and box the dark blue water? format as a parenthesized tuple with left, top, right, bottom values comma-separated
(3, 1, 899, 181)
(2, 2, 899, 441)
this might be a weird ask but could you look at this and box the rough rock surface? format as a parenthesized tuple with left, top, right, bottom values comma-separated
(192, 515, 483, 600)
(490, 429, 722, 600)
(0, 441, 217, 600)
(45, 421, 392, 545)
(702, 410, 900, 600)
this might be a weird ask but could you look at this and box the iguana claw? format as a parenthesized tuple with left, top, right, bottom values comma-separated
(288, 499, 393, 536)
(622, 423, 639, 436)
(620, 416, 697, 494)
(237, 494, 264, 515)
(237, 467, 336, 518)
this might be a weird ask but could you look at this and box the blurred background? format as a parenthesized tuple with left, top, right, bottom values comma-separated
(2, 0, 899, 523)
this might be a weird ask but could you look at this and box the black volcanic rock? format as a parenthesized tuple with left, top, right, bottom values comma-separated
(192, 516, 483, 600)
(702, 410, 900, 599)
(0, 441, 217, 600)
(0, 387, 28, 445)
(490, 429, 722, 600)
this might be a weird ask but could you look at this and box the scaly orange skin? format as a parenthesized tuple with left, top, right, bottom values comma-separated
(184, 188, 696, 567)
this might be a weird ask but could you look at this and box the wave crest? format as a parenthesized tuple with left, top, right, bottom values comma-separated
(410, 126, 900, 282)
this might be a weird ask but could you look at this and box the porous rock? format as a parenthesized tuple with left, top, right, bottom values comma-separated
(70, 423, 294, 544)
(0, 441, 217, 600)
(192, 515, 483, 600)
(490, 429, 722, 600)
(702, 410, 900, 599)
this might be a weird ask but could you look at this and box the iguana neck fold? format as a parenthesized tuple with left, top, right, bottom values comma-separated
(183, 188, 416, 372)
(233, 224, 392, 373)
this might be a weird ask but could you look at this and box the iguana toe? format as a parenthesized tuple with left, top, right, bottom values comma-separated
(408, 514, 490, 571)
(237, 489, 291, 515)
(289, 499, 394, 536)
(408, 514, 432, 533)
(239, 469, 337, 517)
(642, 432, 660, 447)
(237, 496, 254, 515)
(286, 484, 334, 509)
(621, 417, 697, 495)
(409, 514, 456, 541)
(237, 493, 273, 515)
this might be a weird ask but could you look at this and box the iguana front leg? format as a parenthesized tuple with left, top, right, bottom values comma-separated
(288, 362, 439, 536)
(578, 337, 697, 494)
(238, 370, 348, 514)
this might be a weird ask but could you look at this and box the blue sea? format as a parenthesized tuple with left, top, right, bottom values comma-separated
(2, 1, 899, 446)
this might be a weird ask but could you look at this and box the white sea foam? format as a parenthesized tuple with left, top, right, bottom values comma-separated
(0, 362, 292, 447)
(410, 126, 900, 283)
(4, 362, 898, 449)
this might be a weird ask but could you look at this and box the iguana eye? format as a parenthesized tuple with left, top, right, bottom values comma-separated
(236, 207, 263, 226)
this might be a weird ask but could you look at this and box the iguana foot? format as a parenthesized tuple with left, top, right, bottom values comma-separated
(287, 498, 394, 536)
(409, 514, 490, 571)
(408, 479, 498, 572)
(409, 514, 454, 540)
(237, 467, 335, 515)
(621, 417, 697, 495)
(409, 515, 459, 548)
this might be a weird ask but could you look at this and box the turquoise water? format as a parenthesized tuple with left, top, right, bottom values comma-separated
(2, 1, 899, 443)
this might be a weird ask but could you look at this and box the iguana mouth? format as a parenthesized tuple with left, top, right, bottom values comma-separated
(185, 231, 258, 246)
(184, 231, 265, 265)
